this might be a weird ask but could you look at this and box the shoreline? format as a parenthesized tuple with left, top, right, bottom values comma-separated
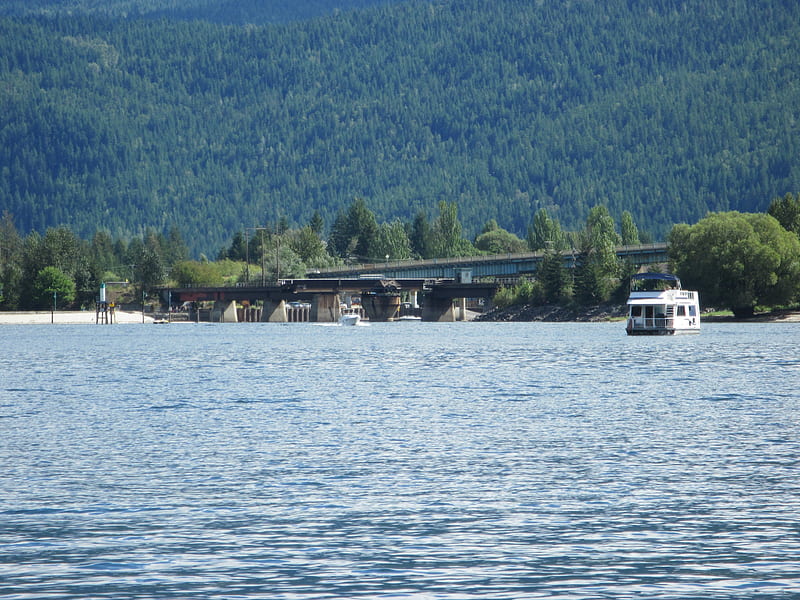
(1, 308, 798, 325)
(476, 303, 800, 323)
(0, 310, 154, 325)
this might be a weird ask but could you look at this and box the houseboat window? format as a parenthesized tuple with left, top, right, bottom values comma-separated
(689, 305, 697, 316)
(676, 306, 686, 316)
(631, 306, 642, 317)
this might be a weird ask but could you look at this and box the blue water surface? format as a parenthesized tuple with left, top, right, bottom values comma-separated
(1, 321, 799, 599)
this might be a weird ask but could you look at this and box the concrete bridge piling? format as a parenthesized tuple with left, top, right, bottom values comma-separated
(157, 277, 497, 324)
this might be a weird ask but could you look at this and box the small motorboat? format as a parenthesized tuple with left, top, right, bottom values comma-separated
(338, 307, 361, 326)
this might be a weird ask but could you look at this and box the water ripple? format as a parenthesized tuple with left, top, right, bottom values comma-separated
(2, 323, 799, 598)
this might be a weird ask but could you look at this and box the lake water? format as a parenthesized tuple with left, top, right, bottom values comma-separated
(1, 321, 799, 599)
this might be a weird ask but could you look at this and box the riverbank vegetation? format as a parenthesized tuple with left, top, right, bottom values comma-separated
(483, 194, 800, 320)
(4, 193, 800, 318)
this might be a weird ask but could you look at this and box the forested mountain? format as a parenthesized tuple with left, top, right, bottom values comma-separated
(0, 0, 400, 24)
(2, 0, 799, 257)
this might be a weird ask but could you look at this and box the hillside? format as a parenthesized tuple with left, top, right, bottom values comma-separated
(0, 0, 400, 23)
(1, 0, 799, 257)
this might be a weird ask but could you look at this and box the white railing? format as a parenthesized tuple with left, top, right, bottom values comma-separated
(629, 318, 673, 330)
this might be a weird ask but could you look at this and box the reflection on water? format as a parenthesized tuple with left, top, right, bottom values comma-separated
(1, 322, 799, 598)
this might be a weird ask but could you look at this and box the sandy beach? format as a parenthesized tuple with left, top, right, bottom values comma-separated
(0, 310, 155, 325)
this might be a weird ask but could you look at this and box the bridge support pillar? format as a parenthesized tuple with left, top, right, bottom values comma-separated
(363, 293, 400, 322)
(422, 296, 456, 322)
(457, 297, 468, 321)
(311, 293, 340, 322)
(261, 299, 287, 322)
(212, 300, 238, 323)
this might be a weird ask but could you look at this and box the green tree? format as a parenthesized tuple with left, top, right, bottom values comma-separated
(620, 211, 641, 245)
(223, 230, 249, 262)
(371, 220, 412, 261)
(309, 211, 325, 236)
(170, 260, 223, 287)
(170, 260, 224, 287)
(163, 225, 189, 266)
(261, 243, 306, 280)
(327, 198, 379, 260)
(668, 211, 800, 317)
(0, 212, 23, 309)
(287, 225, 335, 268)
(18, 227, 96, 309)
(475, 220, 528, 254)
(136, 246, 165, 293)
(538, 248, 571, 303)
(768, 192, 800, 236)
(429, 201, 474, 258)
(33, 266, 76, 309)
(527, 208, 567, 251)
(572, 206, 622, 305)
(91, 231, 118, 277)
(409, 210, 432, 259)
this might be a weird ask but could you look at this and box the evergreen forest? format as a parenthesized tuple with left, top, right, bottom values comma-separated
(0, 0, 400, 24)
(2, 0, 800, 258)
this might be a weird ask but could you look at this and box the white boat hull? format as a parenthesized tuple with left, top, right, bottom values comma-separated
(338, 314, 361, 326)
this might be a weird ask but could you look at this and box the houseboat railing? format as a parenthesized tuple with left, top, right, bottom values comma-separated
(629, 318, 674, 330)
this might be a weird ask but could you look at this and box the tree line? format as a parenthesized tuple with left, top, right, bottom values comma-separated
(3, 191, 799, 316)
(492, 192, 800, 317)
(0, 197, 644, 310)
(1, 0, 799, 257)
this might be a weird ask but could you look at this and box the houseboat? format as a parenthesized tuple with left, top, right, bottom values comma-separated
(626, 273, 700, 335)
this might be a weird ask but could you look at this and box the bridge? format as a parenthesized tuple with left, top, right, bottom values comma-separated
(310, 243, 668, 280)
(156, 243, 667, 323)
(157, 277, 498, 323)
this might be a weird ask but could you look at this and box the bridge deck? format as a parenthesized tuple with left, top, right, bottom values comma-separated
(311, 243, 668, 279)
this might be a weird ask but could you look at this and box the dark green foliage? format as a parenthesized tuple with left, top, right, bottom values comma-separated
(0, 0, 401, 24)
(572, 206, 622, 305)
(170, 259, 223, 287)
(222, 230, 248, 262)
(668, 212, 800, 316)
(1, 1, 800, 258)
(33, 266, 75, 309)
(309, 211, 324, 236)
(538, 249, 571, 304)
(328, 198, 379, 259)
(527, 208, 568, 252)
(287, 225, 337, 269)
(0, 212, 196, 307)
(620, 211, 640, 246)
(409, 210, 432, 259)
(0, 212, 23, 307)
(429, 201, 475, 258)
(493, 278, 544, 309)
(371, 221, 412, 261)
(768, 193, 800, 237)
(475, 220, 528, 254)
